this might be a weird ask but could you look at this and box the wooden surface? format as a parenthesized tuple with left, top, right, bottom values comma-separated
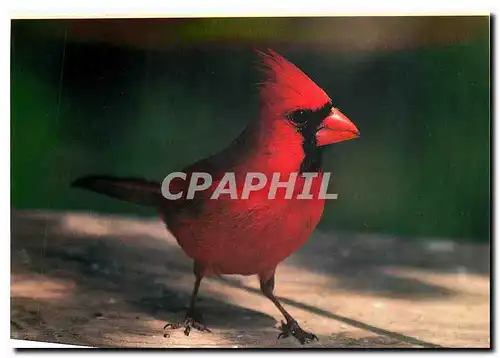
(11, 210, 490, 348)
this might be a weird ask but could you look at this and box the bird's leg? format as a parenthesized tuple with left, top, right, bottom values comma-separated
(164, 262, 211, 337)
(259, 272, 318, 345)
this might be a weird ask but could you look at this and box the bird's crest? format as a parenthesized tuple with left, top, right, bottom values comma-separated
(257, 49, 331, 114)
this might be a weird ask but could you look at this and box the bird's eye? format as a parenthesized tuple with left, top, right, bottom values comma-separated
(288, 109, 309, 127)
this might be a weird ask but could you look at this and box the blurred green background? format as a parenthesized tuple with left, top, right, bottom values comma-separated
(11, 17, 490, 242)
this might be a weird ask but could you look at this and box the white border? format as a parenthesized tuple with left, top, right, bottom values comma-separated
(5, 1, 495, 19)
(11, 339, 91, 348)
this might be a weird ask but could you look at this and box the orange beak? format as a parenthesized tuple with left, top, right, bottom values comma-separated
(316, 108, 360, 146)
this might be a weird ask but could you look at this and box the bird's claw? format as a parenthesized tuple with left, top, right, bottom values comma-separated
(277, 320, 318, 345)
(163, 310, 211, 337)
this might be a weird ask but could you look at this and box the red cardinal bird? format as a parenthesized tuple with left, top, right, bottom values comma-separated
(72, 49, 359, 344)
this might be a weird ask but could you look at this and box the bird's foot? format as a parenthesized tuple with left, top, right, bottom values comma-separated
(163, 309, 211, 337)
(277, 320, 318, 345)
